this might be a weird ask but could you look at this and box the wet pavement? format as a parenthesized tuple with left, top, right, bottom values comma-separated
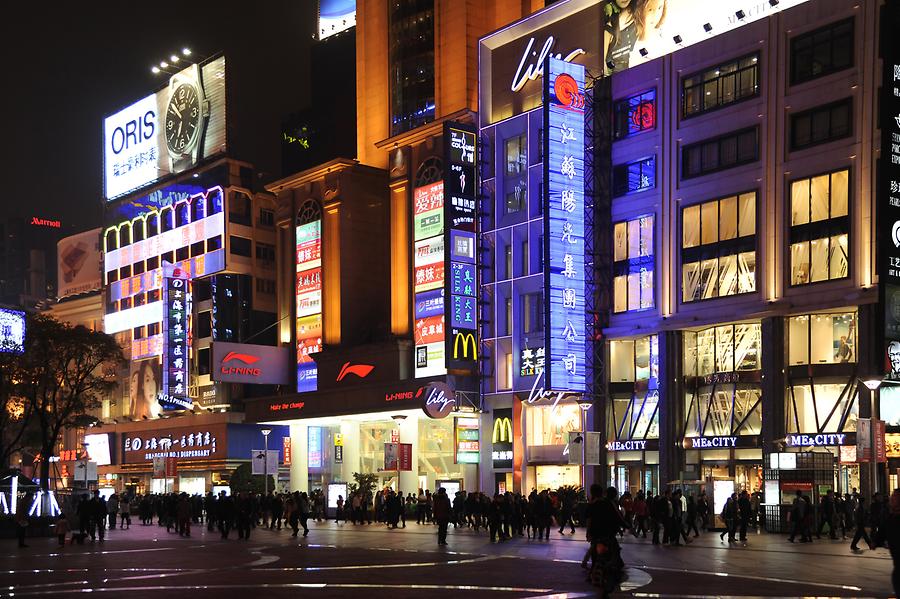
(0, 520, 891, 598)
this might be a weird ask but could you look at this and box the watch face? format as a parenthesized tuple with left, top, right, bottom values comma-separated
(165, 83, 201, 154)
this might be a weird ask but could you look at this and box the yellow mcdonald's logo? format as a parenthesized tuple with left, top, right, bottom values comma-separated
(453, 332, 477, 360)
(492, 417, 513, 444)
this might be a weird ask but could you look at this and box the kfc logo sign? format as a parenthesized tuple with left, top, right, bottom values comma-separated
(212, 342, 290, 386)
(220, 352, 262, 377)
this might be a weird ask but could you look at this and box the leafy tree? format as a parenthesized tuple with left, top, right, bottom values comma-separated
(228, 462, 274, 494)
(16, 315, 125, 490)
(350, 472, 379, 497)
(0, 342, 38, 468)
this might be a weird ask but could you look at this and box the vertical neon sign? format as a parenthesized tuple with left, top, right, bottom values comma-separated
(161, 262, 192, 409)
(544, 56, 586, 393)
(296, 219, 322, 392)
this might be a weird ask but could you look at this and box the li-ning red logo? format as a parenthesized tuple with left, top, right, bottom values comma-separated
(336, 362, 375, 382)
(220, 352, 261, 376)
(554, 73, 584, 109)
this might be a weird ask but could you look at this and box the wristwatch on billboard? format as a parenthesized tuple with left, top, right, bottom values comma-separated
(165, 65, 210, 173)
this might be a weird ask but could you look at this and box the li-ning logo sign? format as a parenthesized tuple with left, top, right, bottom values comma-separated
(511, 35, 585, 93)
(492, 417, 512, 444)
(336, 362, 375, 382)
(220, 352, 261, 377)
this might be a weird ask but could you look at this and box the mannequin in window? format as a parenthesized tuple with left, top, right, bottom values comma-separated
(836, 336, 852, 363)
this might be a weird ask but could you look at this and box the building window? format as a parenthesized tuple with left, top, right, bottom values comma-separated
(505, 182, 526, 214)
(682, 192, 756, 302)
(613, 89, 656, 140)
(505, 134, 527, 176)
(198, 347, 211, 376)
(682, 53, 760, 119)
(230, 235, 252, 257)
(613, 215, 654, 313)
(787, 384, 858, 434)
(790, 18, 853, 85)
(789, 98, 852, 151)
(258, 208, 275, 228)
(522, 292, 543, 333)
(613, 156, 655, 197)
(609, 335, 659, 383)
(788, 311, 857, 366)
(789, 169, 849, 285)
(683, 323, 761, 377)
(255, 242, 276, 268)
(389, 0, 435, 135)
(228, 191, 252, 226)
(256, 278, 276, 295)
(682, 127, 758, 179)
(197, 311, 212, 339)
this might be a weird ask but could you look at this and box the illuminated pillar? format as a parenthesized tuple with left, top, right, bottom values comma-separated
(390, 180, 410, 335)
(398, 414, 419, 493)
(324, 202, 342, 345)
(290, 423, 308, 493)
(340, 420, 360, 485)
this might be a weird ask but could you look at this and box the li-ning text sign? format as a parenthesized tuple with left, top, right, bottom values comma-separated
(161, 264, 191, 410)
(103, 58, 227, 199)
(212, 342, 291, 385)
(543, 57, 586, 393)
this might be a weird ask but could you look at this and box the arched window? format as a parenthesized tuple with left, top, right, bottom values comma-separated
(176, 201, 190, 228)
(118, 222, 132, 248)
(207, 187, 223, 215)
(414, 157, 443, 188)
(104, 228, 118, 252)
(297, 199, 323, 226)
(160, 206, 174, 232)
(146, 211, 160, 238)
(191, 195, 206, 221)
(131, 217, 145, 243)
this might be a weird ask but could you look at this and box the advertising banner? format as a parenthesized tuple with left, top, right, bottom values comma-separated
(383, 442, 413, 471)
(57, 228, 102, 299)
(543, 57, 587, 393)
(319, 0, 356, 40)
(83, 433, 114, 466)
(0, 308, 26, 354)
(296, 219, 323, 392)
(455, 417, 480, 464)
(491, 409, 514, 469)
(414, 182, 444, 241)
(129, 358, 162, 420)
(212, 341, 291, 385)
(103, 58, 227, 199)
(251, 449, 280, 475)
(122, 424, 224, 464)
(881, 1, 900, 383)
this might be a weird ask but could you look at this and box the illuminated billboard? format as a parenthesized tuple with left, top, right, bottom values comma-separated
(57, 229, 102, 300)
(413, 177, 447, 377)
(103, 57, 227, 200)
(161, 263, 191, 410)
(296, 219, 323, 392)
(0, 309, 26, 354)
(414, 182, 444, 241)
(543, 57, 586, 393)
(83, 433, 113, 467)
(319, 0, 356, 40)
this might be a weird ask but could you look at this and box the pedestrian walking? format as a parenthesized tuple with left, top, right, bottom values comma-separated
(719, 493, 737, 543)
(788, 490, 809, 543)
(15, 492, 32, 548)
(851, 495, 874, 551)
(55, 512, 70, 546)
(884, 489, 900, 597)
(120, 495, 132, 529)
(433, 487, 451, 545)
(107, 493, 119, 530)
(738, 490, 751, 542)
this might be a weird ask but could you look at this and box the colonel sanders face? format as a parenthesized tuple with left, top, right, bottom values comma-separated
(889, 341, 900, 378)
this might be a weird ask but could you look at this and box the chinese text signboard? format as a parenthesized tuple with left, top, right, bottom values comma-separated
(123, 425, 223, 464)
(413, 180, 447, 377)
(543, 57, 586, 393)
(444, 122, 478, 370)
(296, 219, 323, 392)
(455, 417, 480, 464)
(161, 263, 191, 410)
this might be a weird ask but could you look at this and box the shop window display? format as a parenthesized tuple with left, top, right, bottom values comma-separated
(682, 192, 756, 302)
(609, 335, 659, 383)
(787, 311, 856, 365)
(527, 403, 581, 446)
(789, 169, 849, 285)
(683, 323, 761, 377)
(786, 383, 858, 434)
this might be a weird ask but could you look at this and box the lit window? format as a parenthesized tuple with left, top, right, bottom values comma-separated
(613, 215, 654, 313)
(789, 169, 849, 285)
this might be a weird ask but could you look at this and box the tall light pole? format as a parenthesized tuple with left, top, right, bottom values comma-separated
(576, 397, 593, 489)
(861, 379, 881, 498)
(391, 415, 407, 492)
(262, 428, 272, 497)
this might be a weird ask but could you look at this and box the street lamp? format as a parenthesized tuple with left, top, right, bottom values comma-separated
(576, 396, 593, 488)
(860, 378, 882, 498)
(391, 415, 407, 492)
(261, 428, 272, 497)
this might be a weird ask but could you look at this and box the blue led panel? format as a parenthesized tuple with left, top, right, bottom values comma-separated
(544, 57, 586, 393)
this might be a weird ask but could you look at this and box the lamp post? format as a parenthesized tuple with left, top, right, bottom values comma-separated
(261, 428, 272, 497)
(576, 396, 593, 489)
(391, 415, 407, 492)
(861, 379, 881, 498)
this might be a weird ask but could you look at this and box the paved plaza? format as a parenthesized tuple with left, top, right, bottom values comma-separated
(0, 520, 892, 598)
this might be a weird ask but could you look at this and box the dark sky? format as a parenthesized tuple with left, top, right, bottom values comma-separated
(0, 1, 317, 235)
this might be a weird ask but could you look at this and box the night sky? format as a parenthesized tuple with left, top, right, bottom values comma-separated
(1, 2, 317, 235)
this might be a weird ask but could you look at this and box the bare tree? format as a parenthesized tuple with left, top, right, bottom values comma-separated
(16, 314, 125, 490)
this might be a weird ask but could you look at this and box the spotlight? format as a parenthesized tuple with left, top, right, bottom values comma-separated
(151, 66, 160, 74)
(182, 48, 191, 56)
(735, 10, 746, 19)
(160, 61, 169, 68)
(606, 59, 616, 71)
(170, 55, 180, 63)
(673, 34, 683, 44)
(703, 23, 713, 33)
(639, 48, 648, 57)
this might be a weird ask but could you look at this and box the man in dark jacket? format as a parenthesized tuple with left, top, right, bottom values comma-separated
(817, 490, 837, 540)
(738, 491, 752, 542)
(433, 487, 452, 545)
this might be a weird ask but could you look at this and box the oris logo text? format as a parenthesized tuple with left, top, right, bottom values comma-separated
(220, 352, 261, 377)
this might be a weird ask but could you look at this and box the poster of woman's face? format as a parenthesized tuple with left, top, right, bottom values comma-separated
(129, 359, 162, 420)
